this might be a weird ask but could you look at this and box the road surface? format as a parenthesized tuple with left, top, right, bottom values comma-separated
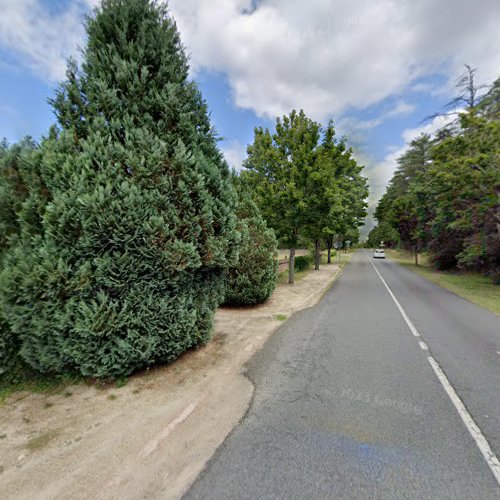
(184, 250, 500, 499)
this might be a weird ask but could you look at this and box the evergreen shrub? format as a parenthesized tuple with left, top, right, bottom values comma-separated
(294, 255, 313, 272)
(0, 0, 239, 378)
(225, 195, 278, 306)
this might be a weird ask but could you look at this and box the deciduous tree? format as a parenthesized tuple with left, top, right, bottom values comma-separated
(243, 110, 320, 283)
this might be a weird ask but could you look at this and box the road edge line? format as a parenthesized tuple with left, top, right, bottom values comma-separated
(365, 250, 500, 486)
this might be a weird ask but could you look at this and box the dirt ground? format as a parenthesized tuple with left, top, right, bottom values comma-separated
(0, 263, 344, 500)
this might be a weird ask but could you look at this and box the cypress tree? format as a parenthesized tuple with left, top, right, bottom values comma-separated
(0, 138, 38, 378)
(1, 0, 239, 377)
(224, 182, 278, 306)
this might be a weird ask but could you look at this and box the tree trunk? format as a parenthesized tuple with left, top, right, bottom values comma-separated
(288, 247, 295, 284)
(327, 246, 332, 264)
(314, 239, 321, 270)
(414, 244, 419, 266)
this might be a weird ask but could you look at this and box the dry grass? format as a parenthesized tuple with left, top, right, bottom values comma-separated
(26, 430, 60, 452)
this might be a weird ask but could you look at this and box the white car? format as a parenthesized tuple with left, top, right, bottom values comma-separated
(373, 249, 385, 259)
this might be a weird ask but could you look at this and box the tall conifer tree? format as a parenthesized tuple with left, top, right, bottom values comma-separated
(1, 0, 239, 377)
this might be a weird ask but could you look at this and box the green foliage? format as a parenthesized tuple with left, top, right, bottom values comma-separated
(224, 185, 278, 306)
(477, 77, 500, 120)
(374, 133, 433, 250)
(0, 139, 31, 249)
(305, 121, 368, 267)
(427, 113, 499, 274)
(242, 110, 320, 249)
(374, 72, 500, 282)
(0, 138, 38, 378)
(0, 0, 239, 378)
(367, 221, 400, 248)
(242, 111, 368, 276)
(294, 255, 313, 272)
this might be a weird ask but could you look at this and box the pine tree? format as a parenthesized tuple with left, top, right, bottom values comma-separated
(1, 0, 239, 377)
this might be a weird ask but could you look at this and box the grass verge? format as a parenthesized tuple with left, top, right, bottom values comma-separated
(387, 249, 500, 315)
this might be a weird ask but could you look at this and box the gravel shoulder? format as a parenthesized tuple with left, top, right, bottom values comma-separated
(0, 262, 345, 500)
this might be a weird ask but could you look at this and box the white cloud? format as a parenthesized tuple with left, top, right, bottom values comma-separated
(366, 148, 403, 203)
(0, 0, 90, 82)
(411, 82, 437, 94)
(169, 0, 500, 121)
(386, 100, 415, 118)
(401, 113, 459, 143)
(1, 0, 499, 119)
(221, 139, 247, 171)
(339, 116, 383, 132)
(338, 99, 416, 137)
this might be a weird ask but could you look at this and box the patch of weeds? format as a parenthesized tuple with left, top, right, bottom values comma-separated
(0, 368, 82, 405)
(275, 314, 287, 321)
(132, 388, 141, 394)
(107, 394, 117, 401)
(63, 391, 73, 398)
(87, 378, 116, 391)
(0, 434, 6, 439)
(26, 430, 59, 452)
(116, 377, 128, 388)
(43, 401, 54, 409)
(278, 269, 309, 285)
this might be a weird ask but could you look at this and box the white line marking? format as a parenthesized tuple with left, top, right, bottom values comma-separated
(428, 357, 500, 484)
(418, 340, 429, 351)
(367, 256, 420, 339)
(366, 251, 500, 486)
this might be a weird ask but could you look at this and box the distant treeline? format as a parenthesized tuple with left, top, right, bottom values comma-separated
(369, 70, 499, 283)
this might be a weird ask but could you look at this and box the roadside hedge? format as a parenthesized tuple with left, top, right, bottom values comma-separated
(294, 255, 313, 272)
(224, 195, 278, 306)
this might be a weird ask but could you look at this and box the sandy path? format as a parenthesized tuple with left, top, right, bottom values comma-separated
(0, 263, 345, 500)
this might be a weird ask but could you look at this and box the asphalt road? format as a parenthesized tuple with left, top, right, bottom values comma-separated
(184, 250, 500, 499)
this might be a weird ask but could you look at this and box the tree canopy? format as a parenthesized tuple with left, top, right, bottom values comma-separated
(242, 110, 367, 280)
(372, 71, 500, 281)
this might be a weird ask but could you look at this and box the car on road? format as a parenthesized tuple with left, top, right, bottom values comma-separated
(373, 248, 385, 259)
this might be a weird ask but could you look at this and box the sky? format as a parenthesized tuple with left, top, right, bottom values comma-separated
(1, 0, 499, 235)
